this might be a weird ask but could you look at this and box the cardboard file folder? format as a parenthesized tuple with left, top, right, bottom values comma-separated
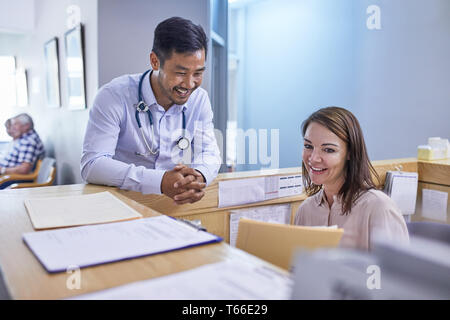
(24, 191, 143, 230)
(236, 218, 344, 270)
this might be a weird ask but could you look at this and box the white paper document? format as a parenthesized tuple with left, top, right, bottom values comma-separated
(229, 204, 291, 247)
(307, 225, 338, 229)
(388, 172, 418, 215)
(421, 189, 448, 222)
(74, 259, 293, 300)
(24, 191, 143, 230)
(219, 175, 302, 208)
(218, 177, 266, 208)
(23, 216, 221, 273)
(265, 175, 302, 200)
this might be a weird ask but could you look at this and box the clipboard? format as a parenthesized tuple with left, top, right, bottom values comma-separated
(383, 167, 418, 216)
(23, 215, 222, 273)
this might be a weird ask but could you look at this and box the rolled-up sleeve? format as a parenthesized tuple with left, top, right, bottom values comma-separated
(190, 93, 221, 185)
(80, 87, 165, 194)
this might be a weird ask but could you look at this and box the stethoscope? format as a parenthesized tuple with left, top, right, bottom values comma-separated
(135, 69, 190, 156)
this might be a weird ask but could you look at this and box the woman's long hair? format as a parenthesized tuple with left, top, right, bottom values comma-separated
(301, 107, 380, 214)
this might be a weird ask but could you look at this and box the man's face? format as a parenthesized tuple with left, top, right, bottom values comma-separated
(151, 49, 206, 108)
(5, 122, 13, 138)
(9, 119, 30, 139)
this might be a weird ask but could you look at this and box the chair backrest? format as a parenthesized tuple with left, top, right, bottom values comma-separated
(36, 157, 56, 184)
(236, 218, 344, 270)
(31, 159, 43, 179)
(407, 221, 450, 244)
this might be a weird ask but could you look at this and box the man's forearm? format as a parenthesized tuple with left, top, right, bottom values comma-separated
(0, 163, 32, 175)
(81, 155, 165, 194)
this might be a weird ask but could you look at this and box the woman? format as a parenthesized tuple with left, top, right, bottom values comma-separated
(294, 106, 409, 251)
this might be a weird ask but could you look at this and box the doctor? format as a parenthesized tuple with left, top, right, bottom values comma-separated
(81, 17, 221, 205)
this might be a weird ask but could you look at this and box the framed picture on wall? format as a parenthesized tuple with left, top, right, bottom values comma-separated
(44, 37, 61, 108)
(64, 24, 86, 110)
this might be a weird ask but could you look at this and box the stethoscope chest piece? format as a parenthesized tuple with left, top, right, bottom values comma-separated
(177, 136, 190, 150)
(136, 101, 149, 113)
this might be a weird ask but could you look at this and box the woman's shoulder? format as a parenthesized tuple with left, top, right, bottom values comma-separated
(360, 188, 391, 202)
(295, 191, 322, 225)
(357, 189, 400, 213)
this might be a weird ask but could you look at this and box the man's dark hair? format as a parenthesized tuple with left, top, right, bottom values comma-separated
(152, 17, 208, 66)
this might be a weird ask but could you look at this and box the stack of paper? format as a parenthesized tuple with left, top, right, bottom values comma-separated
(24, 191, 143, 229)
(73, 258, 293, 300)
(23, 215, 222, 273)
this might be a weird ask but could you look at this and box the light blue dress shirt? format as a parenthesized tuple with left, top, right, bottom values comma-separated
(81, 71, 221, 194)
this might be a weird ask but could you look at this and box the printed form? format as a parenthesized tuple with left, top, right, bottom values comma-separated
(73, 258, 293, 300)
(389, 173, 418, 215)
(23, 215, 221, 273)
(218, 175, 302, 208)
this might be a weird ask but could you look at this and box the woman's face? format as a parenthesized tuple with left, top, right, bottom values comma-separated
(302, 122, 348, 192)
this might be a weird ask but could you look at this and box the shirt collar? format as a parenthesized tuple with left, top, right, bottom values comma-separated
(141, 69, 187, 114)
(315, 188, 342, 207)
(141, 70, 158, 108)
(19, 129, 35, 139)
(316, 188, 327, 206)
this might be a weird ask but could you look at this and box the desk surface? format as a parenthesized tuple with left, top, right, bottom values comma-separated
(1, 157, 448, 299)
(0, 184, 285, 300)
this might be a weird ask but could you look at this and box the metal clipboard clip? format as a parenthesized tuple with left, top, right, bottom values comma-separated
(176, 218, 207, 232)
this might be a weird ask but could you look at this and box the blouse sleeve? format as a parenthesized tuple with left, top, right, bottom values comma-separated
(368, 196, 410, 249)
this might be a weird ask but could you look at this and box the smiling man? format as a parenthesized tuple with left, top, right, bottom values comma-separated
(81, 17, 221, 204)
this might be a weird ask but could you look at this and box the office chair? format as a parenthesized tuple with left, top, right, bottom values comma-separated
(0, 157, 56, 189)
(407, 221, 450, 244)
(0, 158, 43, 189)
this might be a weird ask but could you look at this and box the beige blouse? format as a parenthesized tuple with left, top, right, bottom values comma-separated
(294, 188, 409, 251)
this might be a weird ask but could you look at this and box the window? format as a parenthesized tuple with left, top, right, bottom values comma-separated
(0, 56, 18, 141)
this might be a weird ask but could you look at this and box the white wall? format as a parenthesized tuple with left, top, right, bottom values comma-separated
(0, 0, 35, 33)
(233, 0, 450, 170)
(353, 0, 450, 161)
(4, 0, 98, 185)
(97, 0, 211, 91)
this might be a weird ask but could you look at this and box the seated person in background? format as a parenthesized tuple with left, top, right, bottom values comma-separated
(0, 118, 14, 158)
(294, 106, 409, 251)
(0, 113, 45, 177)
